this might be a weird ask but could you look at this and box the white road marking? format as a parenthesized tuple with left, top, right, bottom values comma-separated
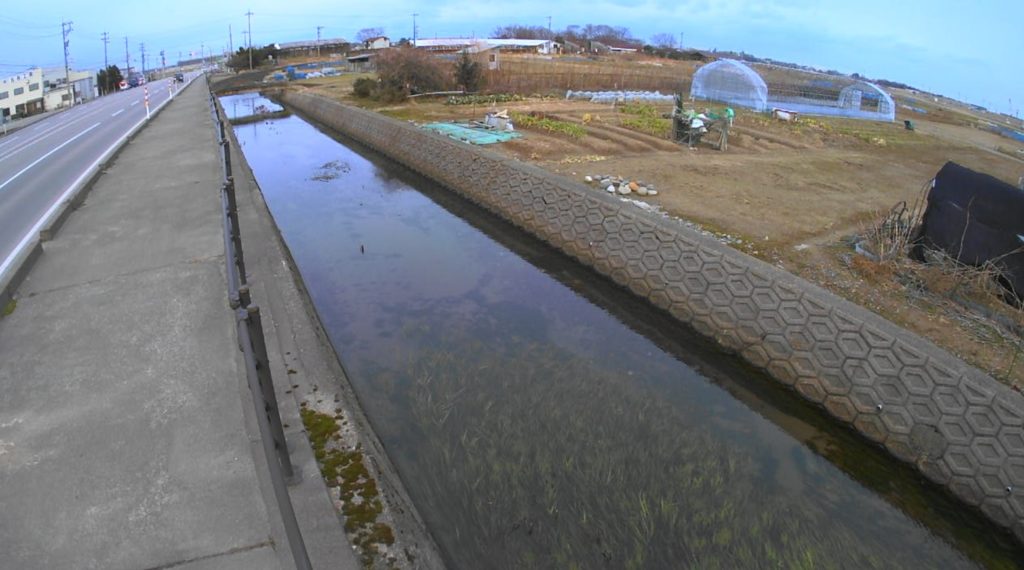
(0, 122, 101, 193)
(130, 100, 139, 107)
(111, 109, 125, 117)
(0, 111, 105, 162)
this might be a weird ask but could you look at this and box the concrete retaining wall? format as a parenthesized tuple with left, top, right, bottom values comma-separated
(281, 91, 1024, 542)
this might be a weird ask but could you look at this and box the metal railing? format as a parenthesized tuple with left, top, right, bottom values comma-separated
(208, 88, 312, 570)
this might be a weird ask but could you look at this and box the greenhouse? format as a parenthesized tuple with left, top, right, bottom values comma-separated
(690, 59, 896, 121)
(690, 59, 769, 112)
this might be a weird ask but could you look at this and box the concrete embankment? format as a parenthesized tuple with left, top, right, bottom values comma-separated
(280, 90, 1024, 543)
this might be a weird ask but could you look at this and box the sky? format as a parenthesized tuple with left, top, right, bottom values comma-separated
(1, 0, 1020, 115)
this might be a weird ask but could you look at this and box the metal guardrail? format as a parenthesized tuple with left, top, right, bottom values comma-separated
(208, 87, 312, 570)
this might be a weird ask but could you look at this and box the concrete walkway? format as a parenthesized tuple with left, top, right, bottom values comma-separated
(0, 77, 351, 569)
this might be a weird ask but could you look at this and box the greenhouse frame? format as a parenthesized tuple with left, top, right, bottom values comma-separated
(690, 59, 896, 122)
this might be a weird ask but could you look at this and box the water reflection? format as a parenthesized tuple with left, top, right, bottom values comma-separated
(229, 96, 1020, 569)
(219, 92, 284, 121)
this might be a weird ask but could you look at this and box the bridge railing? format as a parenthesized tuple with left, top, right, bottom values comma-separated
(207, 86, 312, 570)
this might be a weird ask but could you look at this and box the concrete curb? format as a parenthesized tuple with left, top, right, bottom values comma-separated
(0, 75, 201, 310)
(281, 91, 1024, 543)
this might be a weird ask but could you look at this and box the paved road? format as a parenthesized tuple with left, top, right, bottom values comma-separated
(0, 76, 193, 278)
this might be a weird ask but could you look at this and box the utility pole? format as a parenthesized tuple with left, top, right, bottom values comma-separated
(101, 31, 109, 69)
(547, 16, 552, 35)
(412, 13, 418, 46)
(100, 32, 110, 93)
(62, 20, 74, 107)
(245, 9, 254, 70)
(200, 42, 205, 67)
(316, 26, 323, 58)
(229, 24, 233, 55)
(125, 36, 130, 73)
(242, 30, 249, 66)
(139, 43, 146, 75)
(680, 32, 684, 50)
(160, 50, 166, 69)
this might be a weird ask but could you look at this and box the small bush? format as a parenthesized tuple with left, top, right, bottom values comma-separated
(352, 77, 376, 98)
(454, 50, 483, 92)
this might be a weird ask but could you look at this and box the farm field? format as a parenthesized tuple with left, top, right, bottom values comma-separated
(278, 53, 1024, 387)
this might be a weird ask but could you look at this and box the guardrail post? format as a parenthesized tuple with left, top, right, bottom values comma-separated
(220, 130, 232, 176)
(244, 304, 296, 482)
(222, 179, 247, 282)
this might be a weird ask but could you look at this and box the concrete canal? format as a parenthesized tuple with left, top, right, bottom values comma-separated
(223, 92, 1022, 569)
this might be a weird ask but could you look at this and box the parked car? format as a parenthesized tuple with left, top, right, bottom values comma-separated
(174, 73, 184, 83)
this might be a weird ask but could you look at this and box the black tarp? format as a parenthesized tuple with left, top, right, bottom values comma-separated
(912, 161, 1024, 299)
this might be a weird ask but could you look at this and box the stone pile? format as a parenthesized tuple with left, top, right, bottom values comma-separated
(582, 175, 659, 197)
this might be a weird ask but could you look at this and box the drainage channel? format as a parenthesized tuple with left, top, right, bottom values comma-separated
(223, 92, 1022, 569)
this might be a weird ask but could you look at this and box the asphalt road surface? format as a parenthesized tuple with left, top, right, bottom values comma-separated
(0, 75, 193, 278)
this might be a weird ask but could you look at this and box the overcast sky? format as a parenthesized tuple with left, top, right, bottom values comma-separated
(1, 0, 1020, 115)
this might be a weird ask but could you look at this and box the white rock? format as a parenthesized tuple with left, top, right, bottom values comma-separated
(606, 185, 616, 193)
(617, 185, 631, 195)
(647, 190, 658, 196)
(584, 175, 593, 183)
(636, 187, 649, 196)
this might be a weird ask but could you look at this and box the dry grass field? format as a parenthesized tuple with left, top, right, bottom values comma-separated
(280, 53, 1024, 387)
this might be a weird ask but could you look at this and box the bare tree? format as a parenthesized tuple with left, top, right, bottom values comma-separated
(375, 46, 449, 99)
(492, 24, 551, 39)
(356, 27, 385, 43)
(650, 33, 676, 49)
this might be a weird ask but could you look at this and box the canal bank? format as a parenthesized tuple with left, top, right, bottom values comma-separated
(275, 89, 1024, 546)
(215, 91, 447, 569)
(221, 89, 1024, 567)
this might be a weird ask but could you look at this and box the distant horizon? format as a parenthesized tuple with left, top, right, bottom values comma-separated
(1, 1, 1020, 116)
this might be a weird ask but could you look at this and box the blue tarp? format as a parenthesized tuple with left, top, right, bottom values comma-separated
(421, 123, 521, 145)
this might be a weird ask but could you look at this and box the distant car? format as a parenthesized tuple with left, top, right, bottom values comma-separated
(174, 73, 184, 83)
(127, 72, 145, 88)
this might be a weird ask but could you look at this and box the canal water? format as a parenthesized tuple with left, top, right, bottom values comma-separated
(221, 91, 283, 121)
(223, 93, 1022, 569)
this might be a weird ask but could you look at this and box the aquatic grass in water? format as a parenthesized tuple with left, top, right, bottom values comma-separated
(393, 334, 950, 569)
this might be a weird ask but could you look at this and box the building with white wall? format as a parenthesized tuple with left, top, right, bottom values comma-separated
(0, 67, 97, 121)
(0, 68, 45, 120)
(43, 68, 96, 106)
